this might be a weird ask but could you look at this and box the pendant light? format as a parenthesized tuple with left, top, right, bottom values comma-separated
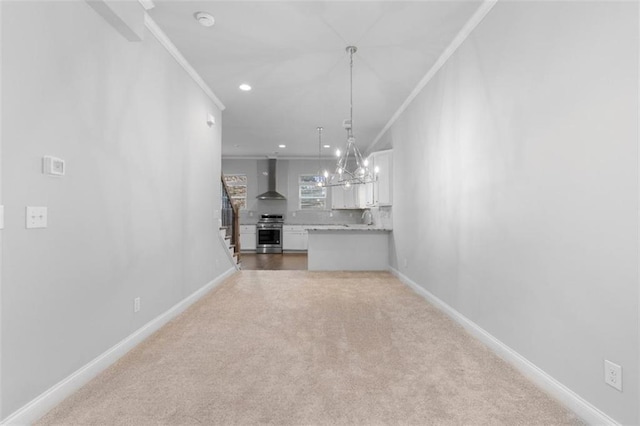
(328, 46, 374, 189)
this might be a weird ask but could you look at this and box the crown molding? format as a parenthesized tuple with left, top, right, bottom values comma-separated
(366, 0, 497, 153)
(144, 14, 225, 111)
(85, 0, 145, 41)
(138, 0, 155, 11)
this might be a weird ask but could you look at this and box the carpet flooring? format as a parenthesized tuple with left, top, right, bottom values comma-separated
(37, 271, 582, 425)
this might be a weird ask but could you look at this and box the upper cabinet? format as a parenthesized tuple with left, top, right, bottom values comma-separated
(365, 149, 393, 207)
(373, 150, 393, 206)
(331, 184, 361, 209)
(330, 149, 392, 209)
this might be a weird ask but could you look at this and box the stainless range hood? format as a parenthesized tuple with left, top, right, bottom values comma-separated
(256, 159, 286, 200)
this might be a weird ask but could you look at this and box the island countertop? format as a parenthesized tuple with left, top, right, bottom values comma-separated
(303, 224, 392, 231)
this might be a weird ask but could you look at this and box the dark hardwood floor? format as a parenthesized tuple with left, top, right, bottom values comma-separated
(240, 253, 308, 270)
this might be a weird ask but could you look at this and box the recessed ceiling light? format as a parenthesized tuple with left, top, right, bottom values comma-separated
(239, 83, 252, 91)
(323, 145, 330, 148)
(194, 12, 215, 27)
(278, 144, 286, 148)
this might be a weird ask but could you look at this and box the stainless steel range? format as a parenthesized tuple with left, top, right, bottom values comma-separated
(256, 214, 284, 254)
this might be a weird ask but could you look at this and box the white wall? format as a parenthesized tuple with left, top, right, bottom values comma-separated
(1, 1, 232, 418)
(388, 2, 638, 424)
(0, 1, 4, 418)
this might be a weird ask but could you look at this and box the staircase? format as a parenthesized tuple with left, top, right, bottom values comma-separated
(220, 226, 241, 269)
(221, 176, 241, 269)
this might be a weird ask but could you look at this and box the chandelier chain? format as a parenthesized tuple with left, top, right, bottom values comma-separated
(349, 48, 353, 138)
(347, 46, 356, 139)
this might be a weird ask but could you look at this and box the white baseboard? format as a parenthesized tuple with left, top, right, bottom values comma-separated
(389, 267, 619, 426)
(1, 267, 237, 426)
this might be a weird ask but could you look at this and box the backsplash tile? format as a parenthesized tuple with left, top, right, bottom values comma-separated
(239, 209, 365, 225)
(239, 206, 392, 228)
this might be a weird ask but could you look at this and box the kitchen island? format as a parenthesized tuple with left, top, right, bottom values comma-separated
(304, 225, 392, 271)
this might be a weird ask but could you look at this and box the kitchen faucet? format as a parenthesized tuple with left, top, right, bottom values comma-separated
(361, 209, 373, 225)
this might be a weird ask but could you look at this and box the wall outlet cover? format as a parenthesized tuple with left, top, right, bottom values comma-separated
(604, 359, 622, 391)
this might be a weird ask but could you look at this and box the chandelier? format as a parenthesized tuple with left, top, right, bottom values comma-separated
(327, 46, 374, 189)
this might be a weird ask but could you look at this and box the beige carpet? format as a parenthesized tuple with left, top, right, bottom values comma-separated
(37, 271, 582, 425)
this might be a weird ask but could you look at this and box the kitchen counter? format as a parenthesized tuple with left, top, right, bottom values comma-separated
(303, 224, 392, 231)
(306, 226, 391, 271)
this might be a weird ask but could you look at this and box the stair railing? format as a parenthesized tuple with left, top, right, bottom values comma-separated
(221, 177, 240, 261)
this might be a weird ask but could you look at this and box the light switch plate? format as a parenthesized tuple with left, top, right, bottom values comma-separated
(26, 206, 48, 229)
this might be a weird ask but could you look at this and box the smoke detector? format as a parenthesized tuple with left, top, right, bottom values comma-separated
(194, 12, 215, 27)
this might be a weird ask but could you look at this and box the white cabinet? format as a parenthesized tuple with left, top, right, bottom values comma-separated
(365, 149, 393, 207)
(331, 185, 360, 209)
(329, 150, 392, 209)
(239, 225, 256, 251)
(283, 225, 308, 251)
(362, 180, 374, 208)
(374, 150, 392, 206)
(357, 184, 368, 209)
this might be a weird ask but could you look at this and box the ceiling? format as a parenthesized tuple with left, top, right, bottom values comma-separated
(149, 1, 484, 158)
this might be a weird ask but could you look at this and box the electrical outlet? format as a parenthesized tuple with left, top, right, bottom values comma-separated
(134, 297, 141, 313)
(604, 360, 622, 391)
(403, 258, 408, 268)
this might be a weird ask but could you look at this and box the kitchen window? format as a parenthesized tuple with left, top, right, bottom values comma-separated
(223, 174, 247, 209)
(299, 174, 326, 210)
